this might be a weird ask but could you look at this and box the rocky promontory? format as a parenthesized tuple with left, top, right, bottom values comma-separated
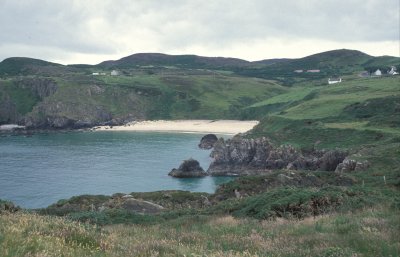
(198, 134, 218, 149)
(208, 136, 349, 176)
(169, 158, 208, 178)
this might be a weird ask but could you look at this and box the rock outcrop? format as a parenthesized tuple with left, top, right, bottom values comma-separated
(208, 136, 348, 176)
(335, 158, 370, 173)
(23, 101, 114, 129)
(15, 78, 58, 99)
(169, 158, 208, 178)
(198, 134, 218, 149)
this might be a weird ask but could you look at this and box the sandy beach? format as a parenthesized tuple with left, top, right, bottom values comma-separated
(94, 120, 259, 135)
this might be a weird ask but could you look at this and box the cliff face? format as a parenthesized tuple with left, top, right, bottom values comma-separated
(208, 136, 348, 175)
(0, 77, 148, 129)
(0, 78, 57, 124)
(15, 78, 58, 99)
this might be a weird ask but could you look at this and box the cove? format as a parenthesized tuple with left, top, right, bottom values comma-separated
(0, 131, 232, 208)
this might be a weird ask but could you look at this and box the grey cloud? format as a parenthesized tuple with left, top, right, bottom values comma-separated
(0, 0, 114, 54)
(0, 0, 398, 62)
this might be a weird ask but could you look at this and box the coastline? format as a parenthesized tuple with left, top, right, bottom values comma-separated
(93, 120, 259, 135)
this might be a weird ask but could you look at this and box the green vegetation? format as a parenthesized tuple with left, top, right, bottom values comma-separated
(1, 206, 398, 256)
(0, 49, 399, 256)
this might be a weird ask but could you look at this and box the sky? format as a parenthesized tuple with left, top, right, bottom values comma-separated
(0, 0, 399, 64)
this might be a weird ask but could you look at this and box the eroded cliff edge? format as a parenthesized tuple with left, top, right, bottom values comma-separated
(207, 136, 367, 176)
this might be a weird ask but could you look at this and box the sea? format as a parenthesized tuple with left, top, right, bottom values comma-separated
(0, 131, 232, 209)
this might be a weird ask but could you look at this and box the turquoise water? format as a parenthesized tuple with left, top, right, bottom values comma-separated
(0, 131, 231, 209)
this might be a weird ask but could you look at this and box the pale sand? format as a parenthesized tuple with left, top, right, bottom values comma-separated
(94, 120, 259, 135)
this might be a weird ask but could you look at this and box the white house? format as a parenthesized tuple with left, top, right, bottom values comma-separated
(374, 69, 382, 76)
(388, 66, 398, 75)
(328, 77, 342, 84)
(111, 70, 119, 76)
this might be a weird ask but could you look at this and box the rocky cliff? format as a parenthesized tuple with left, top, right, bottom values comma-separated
(208, 136, 348, 176)
(0, 77, 147, 129)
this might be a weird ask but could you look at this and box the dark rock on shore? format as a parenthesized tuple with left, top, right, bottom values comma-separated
(208, 135, 349, 176)
(169, 158, 208, 178)
(198, 134, 218, 149)
(0, 199, 20, 213)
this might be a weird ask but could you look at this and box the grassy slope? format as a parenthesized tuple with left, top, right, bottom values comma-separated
(94, 74, 285, 119)
(1, 206, 398, 257)
(0, 73, 286, 124)
(250, 76, 400, 149)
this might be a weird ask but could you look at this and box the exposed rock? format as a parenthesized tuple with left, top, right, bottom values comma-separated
(198, 134, 218, 149)
(335, 158, 370, 173)
(15, 78, 58, 99)
(0, 200, 20, 213)
(319, 150, 348, 171)
(23, 101, 113, 129)
(208, 135, 350, 176)
(169, 158, 208, 178)
(0, 97, 19, 124)
(208, 136, 273, 176)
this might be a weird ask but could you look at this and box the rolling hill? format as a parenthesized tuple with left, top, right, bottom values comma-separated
(0, 49, 398, 130)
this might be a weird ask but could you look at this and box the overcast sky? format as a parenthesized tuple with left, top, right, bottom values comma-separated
(0, 0, 399, 64)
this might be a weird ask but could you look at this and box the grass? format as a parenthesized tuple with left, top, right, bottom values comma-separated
(249, 87, 313, 107)
(281, 77, 398, 120)
(249, 76, 400, 149)
(1, 72, 287, 124)
(1, 206, 398, 256)
(0, 80, 40, 116)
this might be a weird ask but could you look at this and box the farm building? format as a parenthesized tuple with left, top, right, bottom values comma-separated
(328, 77, 342, 84)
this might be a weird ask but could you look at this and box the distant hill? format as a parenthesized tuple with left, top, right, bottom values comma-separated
(1, 49, 398, 84)
(287, 49, 372, 68)
(234, 49, 400, 85)
(0, 57, 64, 76)
(252, 58, 293, 66)
(98, 53, 251, 69)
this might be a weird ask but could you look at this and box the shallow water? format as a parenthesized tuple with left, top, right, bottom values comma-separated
(0, 131, 231, 208)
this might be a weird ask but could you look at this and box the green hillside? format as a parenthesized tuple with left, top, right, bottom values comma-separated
(0, 72, 285, 127)
(249, 76, 400, 149)
(1, 49, 400, 256)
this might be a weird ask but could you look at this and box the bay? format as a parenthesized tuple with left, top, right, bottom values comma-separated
(0, 131, 231, 209)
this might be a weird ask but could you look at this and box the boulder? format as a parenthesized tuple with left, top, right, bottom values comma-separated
(169, 158, 208, 178)
(198, 134, 218, 149)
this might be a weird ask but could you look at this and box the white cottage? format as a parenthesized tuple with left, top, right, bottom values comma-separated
(328, 77, 342, 84)
(388, 66, 398, 75)
(111, 70, 119, 76)
(374, 69, 382, 76)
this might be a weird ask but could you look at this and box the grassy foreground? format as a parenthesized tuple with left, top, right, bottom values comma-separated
(1, 206, 399, 257)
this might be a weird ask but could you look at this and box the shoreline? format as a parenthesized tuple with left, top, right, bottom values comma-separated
(93, 120, 259, 135)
